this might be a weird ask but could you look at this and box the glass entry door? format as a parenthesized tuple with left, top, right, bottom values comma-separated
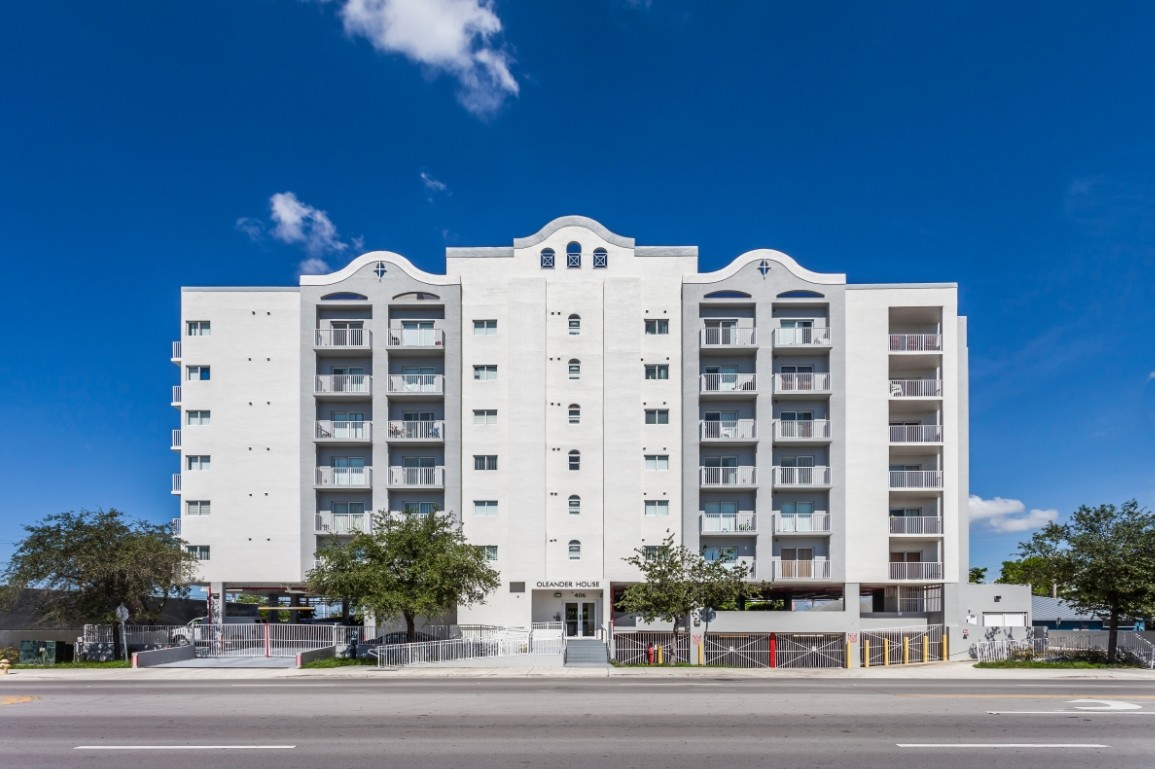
(564, 602, 597, 638)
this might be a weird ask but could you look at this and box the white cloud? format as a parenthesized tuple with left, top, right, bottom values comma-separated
(236, 192, 357, 276)
(968, 495, 1058, 534)
(1148, 371, 1155, 382)
(336, 0, 518, 117)
(234, 216, 264, 242)
(420, 171, 449, 193)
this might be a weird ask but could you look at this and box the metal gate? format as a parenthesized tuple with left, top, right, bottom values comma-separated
(703, 634, 771, 668)
(774, 633, 846, 668)
(612, 632, 690, 665)
(860, 625, 944, 666)
(192, 624, 358, 658)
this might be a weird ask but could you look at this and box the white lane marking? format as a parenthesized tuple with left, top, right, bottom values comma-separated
(1069, 699, 1142, 711)
(988, 711, 1155, 716)
(230, 684, 341, 687)
(898, 744, 1109, 749)
(75, 746, 295, 750)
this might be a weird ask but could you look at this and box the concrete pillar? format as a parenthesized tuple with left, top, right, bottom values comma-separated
(209, 582, 226, 622)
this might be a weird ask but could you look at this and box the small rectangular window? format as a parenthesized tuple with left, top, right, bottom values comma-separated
(473, 409, 497, 425)
(567, 252, 581, 269)
(186, 500, 211, 516)
(473, 500, 499, 517)
(473, 320, 497, 335)
(474, 455, 498, 471)
(402, 501, 436, 517)
(482, 545, 499, 561)
(644, 409, 670, 425)
(644, 319, 669, 335)
(644, 500, 670, 516)
(187, 321, 211, 336)
(592, 250, 608, 269)
(643, 545, 660, 560)
(332, 501, 366, 515)
(473, 365, 498, 381)
(982, 612, 1027, 628)
(186, 455, 211, 471)
(644, 455, 670, 471)
(510, 581, 526, 593)
(186, 545, 211, 560)
(186, 365, 211, 381)
(186, 410, 211, 426)
(644, 364, 669, 380)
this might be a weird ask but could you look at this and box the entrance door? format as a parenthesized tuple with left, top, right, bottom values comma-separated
(564, 602, 598, 638)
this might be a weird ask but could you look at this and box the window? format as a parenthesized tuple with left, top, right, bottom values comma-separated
(332, 501, 366, 516)
(402, 501, 436, 517)
(644, 319, 669, 335)
(566, 241, 581, 268)
(186, 545, 210, 560)
(186, 365, 211, 381)
(473, 365, 497, 381)
(186, 500, 211, 516)
(983, 612, 1027, 628)
(644, 455, 670, 471)
(474, 455, 498, 471)
(186, 455, 210, 471)
(473, 320, 498, 335)
(568, 404, 581, 424)
(540, 248, 555, 269)
(644, 364, 669, 380)
(568, 540, 582, 560)
(568, 495, 581, 515)
(473, 409, 497, 425)
(474, 500, 499, 517)
(643, 545, 660, 560)
(482, 545, 499, 561)
(644, 409, 669, 424)
(186, 321, 211, 336)
(644, 500, 670, 516)
(186, 410, 211, 426)
(568, 450, 581, 470)
(592, 248, 608, 268)
(568, 314, 581, 335)
(568, 359, 581, 380)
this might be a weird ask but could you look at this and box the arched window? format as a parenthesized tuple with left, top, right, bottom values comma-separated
(568, 450, 581, 471)
(568, 314, 581, 335)
(568, 540, 581, 560)
(566, 241, 582, 268)
(568, 359, 581, 380)
(592, 247, 608, 269)
(541, 248, 555, 269)
(568, 404, 581, 424)
(568, 495, 581, 515)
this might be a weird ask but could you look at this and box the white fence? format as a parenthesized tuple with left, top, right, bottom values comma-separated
(973, 632, 1155, 668)
(371, 623, 565, 667)
(81, 623, 362, 659)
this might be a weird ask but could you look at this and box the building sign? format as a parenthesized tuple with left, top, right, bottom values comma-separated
(535, 581, 601, 589)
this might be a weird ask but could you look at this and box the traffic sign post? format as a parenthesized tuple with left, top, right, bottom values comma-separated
(115, 604, 130, 662)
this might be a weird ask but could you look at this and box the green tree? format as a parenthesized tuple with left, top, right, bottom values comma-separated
(968, 566, 988, 584)
(1019, 500, 1155, 662)
(307, 511, 500, 641)
(996, 556, 1058, 597)
(618, 533, 749, 637)
(0, 509, 196, 625)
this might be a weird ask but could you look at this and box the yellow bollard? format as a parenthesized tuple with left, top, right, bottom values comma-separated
(884, 638, 890, 666)
(863, 639, 870, 668)
(657, 644, 664, 665)
(845, 642, 851, 669)
(942, 633, 949, 661)
(698, 644, 704, 666)
(903, 636, 909, 665)
(922, 635, 929, 663)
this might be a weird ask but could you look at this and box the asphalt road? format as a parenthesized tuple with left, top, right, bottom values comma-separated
(3, 678, 1153, 769)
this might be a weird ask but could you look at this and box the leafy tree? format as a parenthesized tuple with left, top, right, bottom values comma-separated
(1019, 500, 1155, 662)
(307, 510, 500, 642)
(0, 509, 196, 625)
(996, 556, 1058, 597)
(968, 566, 987, 584)
(618, 533, 749, 636)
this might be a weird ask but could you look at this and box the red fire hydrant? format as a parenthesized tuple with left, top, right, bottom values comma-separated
(646, 643, 655, 665)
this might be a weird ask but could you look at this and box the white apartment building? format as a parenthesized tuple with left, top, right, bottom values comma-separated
(172, 216, 1008, 643)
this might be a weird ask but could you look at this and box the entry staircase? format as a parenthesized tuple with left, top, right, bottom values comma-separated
(565, 638, 609, 666)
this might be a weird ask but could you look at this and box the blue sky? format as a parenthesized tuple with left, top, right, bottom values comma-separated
(1, 1, 1153, 578)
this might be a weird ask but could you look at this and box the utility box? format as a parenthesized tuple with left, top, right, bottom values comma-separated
(18, 640, 72, 665)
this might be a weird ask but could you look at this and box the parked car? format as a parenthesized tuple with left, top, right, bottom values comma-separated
(168, 616, 258, 647)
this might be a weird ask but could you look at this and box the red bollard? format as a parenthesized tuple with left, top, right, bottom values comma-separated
(769, 633, 777, 669)
(646, 643, 655, 665)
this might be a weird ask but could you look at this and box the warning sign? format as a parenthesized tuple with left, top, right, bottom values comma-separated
(847, 632, 858, 644)
(691, 635, 702, 645)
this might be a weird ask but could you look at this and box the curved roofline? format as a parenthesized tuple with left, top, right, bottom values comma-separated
(299, 251, 460, 287)
(686, 249, 845, 286)
(513, 216, 635, 249)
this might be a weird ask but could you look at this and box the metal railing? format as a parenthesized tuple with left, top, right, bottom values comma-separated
(774, 633, 845, 668)
(773, 560, 831, 580)
(314, 328, 371, 348)
(387, 374, 445, 394)
(889, 516, 943, 535)
(889, 470, 943, 489)
(315, 511, 371, 534)
(315, 420, 372, 441)
(171, 429, 181, 449)
(81, 623, 362, 658)
(889, 424, 942, 442)
(773, 465, 832, 486)
(386, 326, 445, 348)
(388, 466, 445, 487)
(889, 562, 944, 580)
(699, 327, 757, 347)
(703, 556, 756, 578)
(314, 467, 372, 487)
(889, 333, 942, 352)
(775, 512, 831, 534)
(315, 374, 371, 394)
(171, 340, 182, 360)
(972, 633, 1155, 668)
(171, 473, 181, 493)
(370, 625, 564, 667)
(699, 466, 757, 486)
(700, 511, 757, 534)
(171, 385, 182, 405)
(171, 518, 181, 536)
(861, 625, 945, 666)
(700, 420, 757, 440)
(773, 327, 832, 346)
(772, 372, 831, 393)
(612, 632, 691, 665)
(387, 420, 445, 440)
(774, 419, 831, 440)
(889, 379, 942, 397)
(700, 373, 757, 393)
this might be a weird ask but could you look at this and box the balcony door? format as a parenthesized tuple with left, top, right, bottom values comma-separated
(702, 546, 738, 564)
(703, 318, 738, 345)
(332, 367, 366, 393)
(781, 455, 815, 484)
(781, 500, 815, 531)
(333, 456, 366, 485)
(401, 365, 436, 392)
(332, 411, 366, 439)
(330, 321, 364, 346)
(400, 410, 436, 438)
(704, 500, 739, 532)
(779, 410, 814, 438)
(704, 410, 739, 439)
(400, 320, 435, 346)
(704, 365, 738, 391)
(781, 547, 814, 577)
(779, 318, 814, 344)
(704, 456, 738, 484)
(402, 456, 435, 485)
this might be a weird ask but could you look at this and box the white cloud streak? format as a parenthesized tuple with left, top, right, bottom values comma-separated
(421, 171, 449, 193)
(337, 0, 518, 118)
(968, 494, 1058, 534)
(236, 192, 355, 276)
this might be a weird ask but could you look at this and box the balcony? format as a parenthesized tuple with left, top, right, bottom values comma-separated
(704, 556, 756, 579)
(314, 374, 372, 396)
(890, 562, 945, 581)
(773, 559, 831, 580)
(314, 328, 372, 350)
(387, 374, 444, 396)
(387, 420, 445, 442)
(171, 385, 182, 406)
(386, 325, 445, 351)
(315, 511, 371, 535)
(773, 326, 832, 349)
(772, 466, 832, 488)
(889, 424, 942, 443)
(171, 518, 181, 537)
(773, 419, 831, 442)
(171, 341, 182, 362)
(700, 511, 757, 535)
(315, 420, 372, 443)
(774, 512, 832, 534)
(890, 516, 943, 535)
(699, 326, 757, 348)
(699, 373, 757, 396)
(699, 420, 757, 442)
(171, 473, 181, 494)
(171, 429, 181, 450)
(889, 333, 942, 353)
(699, 466, 757, 487)
(388, 466, 445, 488)
(314, 467, 372, 488)
(889, 379, 942, 398)
(889, 470, 943, 489)
(772, 372, 831, 395)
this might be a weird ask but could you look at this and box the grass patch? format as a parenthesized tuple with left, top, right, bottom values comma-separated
(300, 657, 377, 668)
(975, 660, 1141, 669)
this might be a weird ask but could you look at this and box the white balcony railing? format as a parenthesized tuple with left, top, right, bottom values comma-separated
(773, 560, 831, 580)
(889, 424, 943, 443)
(699, 420, 757, 441)
(889, 470, 943, 489)
(889, 333, 942, 352)
(700, 373, 757, 393)
(387, 420, 445, 440)
(315, 511, 371, 534)
(889, 379, 942, 398)
(890, 516, 943, 535)
(386, 326, 444, 348)
(704, 556, 756, 578)
(773, 326, 832, 347)
(773, 419, 831, 441)
(314, 328, 371, 348)
(171, 429, 181, 449)
(388, 466, 445, 487)
(315, 420, 372, 441)
(171, 385, 182, 405)
(171, 341, 182, 361)
(775, 513, 832, 534)
(890, 562, 944, 580)
(773, 466, 832, 486)
(387, 374, 445, 395)
(772, 372, 831, 393)
(699, 466, 757, 486)
(171, 473, 181, 493)
(700, 511, 757, 534)
(315, 374, 371, 394)
(171, 518, 181, 536)
(699, 327, 757, 347)
(314, 467, 372, 487)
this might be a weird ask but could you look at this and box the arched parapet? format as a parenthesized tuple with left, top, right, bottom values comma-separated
(299, 251, 460, 287)
(512, 215, 636, 249)
(686, 249, 845, 287)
